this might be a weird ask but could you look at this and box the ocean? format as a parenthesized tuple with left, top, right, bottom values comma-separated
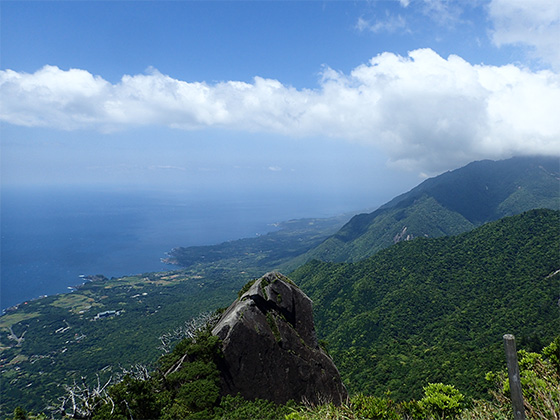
(1, 186, 368, 311)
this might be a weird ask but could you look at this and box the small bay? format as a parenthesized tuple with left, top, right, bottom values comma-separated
(1, 186, 367, 311)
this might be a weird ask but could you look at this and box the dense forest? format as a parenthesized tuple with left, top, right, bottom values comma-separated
(0, 216, 349, 415)
(291, 209, 560, 400)
(1, 157, 559, 419)
(3, 210, 559, 419)
(7, 284, 560, 420)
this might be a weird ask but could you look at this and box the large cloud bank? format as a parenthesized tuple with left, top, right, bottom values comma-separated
(1, 48, 559, 171)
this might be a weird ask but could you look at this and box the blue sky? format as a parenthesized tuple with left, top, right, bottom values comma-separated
(1, 0, 559, 206)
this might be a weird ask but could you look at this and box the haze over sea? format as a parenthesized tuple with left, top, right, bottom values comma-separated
(1, 186, 375, 311)
(3, 1, 559, 312)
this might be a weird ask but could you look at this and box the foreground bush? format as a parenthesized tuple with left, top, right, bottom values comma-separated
(485, 337, 559, 420)
(23, 335, 558, 419)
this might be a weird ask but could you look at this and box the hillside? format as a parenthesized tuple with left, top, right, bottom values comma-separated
(295, 156, 559, 263)
(0, 271, 238, 416)
(1, 157, 558, 416)
(0, 216, 350, 416)
(4, 209, 558, 418)
(290, 209, 560, 400)
(164, 213, 351, 273)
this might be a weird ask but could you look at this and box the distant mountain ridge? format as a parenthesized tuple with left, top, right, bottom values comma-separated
(297, 156, 559, 263)
(2, 156, 559, 415)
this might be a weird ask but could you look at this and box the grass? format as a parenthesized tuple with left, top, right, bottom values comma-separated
(50, 293, 101, 314)
(100, 271, 193, 289)
(0, 312, 40, 330)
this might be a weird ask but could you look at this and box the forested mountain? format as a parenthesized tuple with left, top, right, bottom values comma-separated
(295, 156, 559, 263)
(290, 209, 560, 400)
(0, 216, 350, 416)
(1, 157, 558, 417)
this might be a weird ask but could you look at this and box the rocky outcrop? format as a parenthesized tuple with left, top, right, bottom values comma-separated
(212, 272, 348, 405)
(393, 226, 415, 244)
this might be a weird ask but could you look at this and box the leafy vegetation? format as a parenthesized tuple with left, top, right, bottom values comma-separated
(291, 209, 560, 400)
(485, 337, 560, 420)
(0, 271, 238, 416)
(0, 215, 348, 417)
(2, 210, 558, 417)
(2, 157, 558, 418)
(283, 338, 560, 420)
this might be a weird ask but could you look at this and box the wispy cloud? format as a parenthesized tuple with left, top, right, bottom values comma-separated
(488, 0, 560, 69)
(420, 0, 465, 26)
(148, 165, 186, 171)
(356, 14, 407, 34)
(1, 48, 559, 173)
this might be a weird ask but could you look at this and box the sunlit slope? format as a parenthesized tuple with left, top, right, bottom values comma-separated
(300, 156, 559, 263)
(291, 209, 560, 400)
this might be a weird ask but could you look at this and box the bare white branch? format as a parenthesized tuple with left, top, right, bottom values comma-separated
(50, 373, 114, 419)
(120, 363, 151, 382)
(157, 310, 221, 354)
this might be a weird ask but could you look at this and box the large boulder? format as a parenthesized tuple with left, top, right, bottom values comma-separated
(212, 272, 348, 405)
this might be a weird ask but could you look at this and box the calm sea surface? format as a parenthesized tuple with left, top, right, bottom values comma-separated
(1, 186, 365, 311)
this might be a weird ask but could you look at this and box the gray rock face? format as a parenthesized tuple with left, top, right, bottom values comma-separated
(212, 272, 348, 405)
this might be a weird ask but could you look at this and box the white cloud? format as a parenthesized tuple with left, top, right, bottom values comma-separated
(0, 66, 110, 128)
(1, 49, 559, 173)
(488, 0, 560, 69)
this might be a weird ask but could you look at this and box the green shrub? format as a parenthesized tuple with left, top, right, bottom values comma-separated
(351, 393, 400, 420)
(418, 383, 464, 419)
(284, 402, 352, 420)
(93, 375, 161, 420)
(11, 407, 28, 420)
(485, 337, 560, 420)
(397, 399, 425, 419)
(238, 279, 258, 298)
(215, 394, 292, 420)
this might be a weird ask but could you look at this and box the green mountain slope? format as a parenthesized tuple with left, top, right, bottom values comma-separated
(298, 156, 559, 263)
(1, 157, 558, 416)
(0, 216, 350, 416)
(0, 271, 238, 416)
(291, 209, 560, 401)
